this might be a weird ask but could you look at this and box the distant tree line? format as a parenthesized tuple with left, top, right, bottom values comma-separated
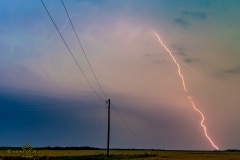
(225, 149, 240, 152)
(0, 146, 100, 150)
(0, 146, 239, 152)
(39, 146, 100, 150)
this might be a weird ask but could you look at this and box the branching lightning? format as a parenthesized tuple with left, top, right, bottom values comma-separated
(153, 31, 219, 150)
(49, 13, 79, 41)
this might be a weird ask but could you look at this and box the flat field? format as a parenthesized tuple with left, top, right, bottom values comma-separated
(0, 149, 240, 160)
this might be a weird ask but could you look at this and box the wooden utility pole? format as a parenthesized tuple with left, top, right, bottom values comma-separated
(106, 99, 110, 157)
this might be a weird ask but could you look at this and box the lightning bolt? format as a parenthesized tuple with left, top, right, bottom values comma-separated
(49, 13, 80, 42)
(153, 31, 219, 150)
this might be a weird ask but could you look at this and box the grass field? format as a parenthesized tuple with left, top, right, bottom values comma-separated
(0, 149, 240, 159)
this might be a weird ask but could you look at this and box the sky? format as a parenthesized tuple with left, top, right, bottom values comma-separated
(0, 0, 240, 150)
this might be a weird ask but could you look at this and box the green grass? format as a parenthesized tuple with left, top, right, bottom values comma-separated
(0, 150, 240, 160)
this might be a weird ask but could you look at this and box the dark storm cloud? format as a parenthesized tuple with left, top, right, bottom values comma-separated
(171, 45, 187, 57)
(0, 87, 106, 147)
(183, 11, 207, 20)
(184, 58, 200, 63)
(174, 18, 190, 27)
(178, 51, 187, 57)
(172, 45, 199, 64)
(223, 66, 240, 75)
(174, 10, 207, 27)
(215, 66, 240, 78)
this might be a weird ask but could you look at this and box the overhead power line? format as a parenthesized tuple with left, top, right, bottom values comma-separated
(41, 0, 143, 149)
(40, 0, 104, 102)
(60, 0, 107, 99)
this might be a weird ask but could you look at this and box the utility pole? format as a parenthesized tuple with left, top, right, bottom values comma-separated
(106, 99, 110, 157)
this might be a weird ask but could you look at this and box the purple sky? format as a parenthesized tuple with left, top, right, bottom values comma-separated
(0, 0, 240, 150)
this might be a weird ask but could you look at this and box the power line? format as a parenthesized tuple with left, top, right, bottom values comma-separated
(60, 1, 144, 147)
(41, 0, 144, 149)
(40, 0, 104, 102)
(60, 0, 107, 99)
